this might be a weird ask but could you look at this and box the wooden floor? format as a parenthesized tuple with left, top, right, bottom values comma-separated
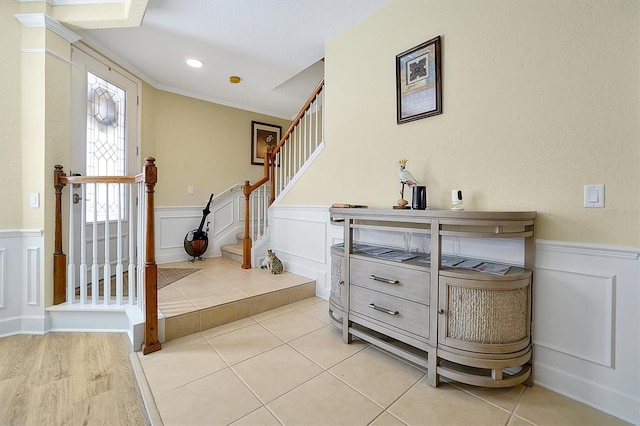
(0, 332, 149, 426)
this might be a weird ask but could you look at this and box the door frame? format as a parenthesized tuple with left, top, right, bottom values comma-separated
(69, 43, 143, 287)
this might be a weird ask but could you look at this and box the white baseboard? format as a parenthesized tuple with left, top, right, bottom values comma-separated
(535, 360, 640, 425)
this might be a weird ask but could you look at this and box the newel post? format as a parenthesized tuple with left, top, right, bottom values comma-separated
(142, 157, 161, 355)
(242, 180, 252, 269)
(53, 165, 67, 305)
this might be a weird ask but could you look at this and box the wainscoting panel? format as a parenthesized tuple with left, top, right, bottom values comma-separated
(155, 186, 244, 264)
(26, 247, 41, 306)
(0, 248, 5, 308)
(534, 239, 639, 424)
(0, 230, 46, 337)
(158, 212, 202, 250)
(534, 267, 614, 367)
(212, 198, 234, 238)
(269, 206, 332, 298)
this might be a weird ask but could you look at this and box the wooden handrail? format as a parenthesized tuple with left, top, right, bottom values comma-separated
(272, 78, 325, 157)
(241, 78, 324, 268)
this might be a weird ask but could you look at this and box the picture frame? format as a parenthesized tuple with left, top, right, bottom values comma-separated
(251, 121, 282, 165)
(396, 35, 442, 124)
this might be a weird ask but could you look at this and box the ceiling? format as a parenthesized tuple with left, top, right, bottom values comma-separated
(75, 0, 391, 119)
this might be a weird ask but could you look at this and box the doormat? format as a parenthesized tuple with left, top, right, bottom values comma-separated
(157, 268, 200, 289)
(76, 267, 200, 296)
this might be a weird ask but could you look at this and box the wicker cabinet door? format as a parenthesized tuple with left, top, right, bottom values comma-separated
(438, 274, 531, 354)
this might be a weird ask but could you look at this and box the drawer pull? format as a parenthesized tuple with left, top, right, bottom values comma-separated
(369, 303, 398, 316)
(369, 274, 399, 285)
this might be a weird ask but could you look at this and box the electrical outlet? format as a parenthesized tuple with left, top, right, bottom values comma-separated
(187, 186, 194, 195)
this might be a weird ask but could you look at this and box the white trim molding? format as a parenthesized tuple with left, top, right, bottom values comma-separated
(20, 48, 72, 64)
(14, 13, 81, 43)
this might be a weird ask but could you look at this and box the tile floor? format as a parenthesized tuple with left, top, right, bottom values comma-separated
(157, 258, 316, 340)
(137, 259, 629, 426)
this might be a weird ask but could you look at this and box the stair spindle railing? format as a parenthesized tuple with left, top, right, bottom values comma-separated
(53, 157, 160, 354)
(242, 78, 324, 268)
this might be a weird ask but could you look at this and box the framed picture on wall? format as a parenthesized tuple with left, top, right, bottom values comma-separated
(396, 35, 442, 124)
(251, 121, 282, 165)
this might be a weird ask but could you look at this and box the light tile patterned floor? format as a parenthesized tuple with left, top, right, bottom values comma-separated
(138, 259, 630, 426)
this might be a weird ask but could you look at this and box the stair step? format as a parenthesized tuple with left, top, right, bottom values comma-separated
(220, 243, 243, 263)
(234, 233, 265, 244)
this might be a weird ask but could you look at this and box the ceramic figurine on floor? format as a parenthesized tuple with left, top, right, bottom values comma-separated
(395, 159, 418, 209)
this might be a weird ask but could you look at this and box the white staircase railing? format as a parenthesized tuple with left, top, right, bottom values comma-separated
(53, 158, 160, 354)
(242, 79, 325, 268)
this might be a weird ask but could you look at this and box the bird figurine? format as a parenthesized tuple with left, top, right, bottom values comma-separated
(395, 159, 419, 209)
(397, 159, 419, 186)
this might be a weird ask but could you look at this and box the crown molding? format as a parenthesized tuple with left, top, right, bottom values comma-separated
(15, 1, 125, 4)
(14, 13, 81, 43)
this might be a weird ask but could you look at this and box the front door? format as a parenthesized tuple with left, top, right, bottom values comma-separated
(70, 46, 140, 290)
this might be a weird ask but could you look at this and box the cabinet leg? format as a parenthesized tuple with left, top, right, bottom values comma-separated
(342, 320, 353, 344)
(491, 368, 503, 381)
(524, 361, 534, 386)
(427, 352, 439, 387)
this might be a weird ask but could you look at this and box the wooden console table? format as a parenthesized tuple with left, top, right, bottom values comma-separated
(329, 208, 536, 388)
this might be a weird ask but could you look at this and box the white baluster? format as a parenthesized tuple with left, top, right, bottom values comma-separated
(80, 184, 87, 304)
(258, 186, 262, 238)
(321, 88, 325, 144)
(67, 184, 75, 304)
(313, 96, 318, 149)
(103, 183, 111, 305)
(128, 183, 136, 305)
(287, 134, 292, 185)
(251, 190, 256, 242)
(137, 181, 145, 312)
(91, 183, 98, 305)
(116, 183, 123, 305)
(278, 142, 283, 192)
(304, 110, 308, 161)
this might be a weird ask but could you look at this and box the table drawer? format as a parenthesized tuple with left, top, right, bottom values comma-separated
(350, 285, 429, 339)
(350, 257, 429, 304)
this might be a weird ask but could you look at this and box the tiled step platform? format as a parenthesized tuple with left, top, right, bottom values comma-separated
(158, 257, 316, 341)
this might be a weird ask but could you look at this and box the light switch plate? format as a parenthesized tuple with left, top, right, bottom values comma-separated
(584, 184, 604, 208)
(29, 192, 40, 208)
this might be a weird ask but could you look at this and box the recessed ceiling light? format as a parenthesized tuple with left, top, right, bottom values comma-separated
(229, 76, 241, 84)
(186, 58, 203, 68)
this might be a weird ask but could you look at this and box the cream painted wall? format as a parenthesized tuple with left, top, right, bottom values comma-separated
(140, 81, 156, 163)
(152, 89, 291, 206)
(283, 0, 640, 247)
(0, 2, 24, 229)
(2, 1, 73, 305)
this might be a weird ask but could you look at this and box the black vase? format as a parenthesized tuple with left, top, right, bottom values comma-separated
(412, 186, 427, 210)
